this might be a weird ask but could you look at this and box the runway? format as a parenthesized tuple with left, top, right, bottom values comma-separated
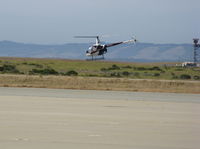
(0, 87, 200, 149)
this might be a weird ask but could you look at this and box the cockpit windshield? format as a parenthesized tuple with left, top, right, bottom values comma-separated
(89, 47, 93, 50)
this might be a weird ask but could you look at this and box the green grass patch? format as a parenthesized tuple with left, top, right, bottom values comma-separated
(0, 57, 200, 80)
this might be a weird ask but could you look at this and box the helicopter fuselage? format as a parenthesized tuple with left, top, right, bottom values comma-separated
(86, 44, 107, 56)
(75, 35, 136, 60)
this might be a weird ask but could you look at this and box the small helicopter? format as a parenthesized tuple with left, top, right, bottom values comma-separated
(75, 36, 137, 60)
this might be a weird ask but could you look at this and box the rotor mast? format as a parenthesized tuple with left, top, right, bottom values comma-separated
(95, 36, 100, 45)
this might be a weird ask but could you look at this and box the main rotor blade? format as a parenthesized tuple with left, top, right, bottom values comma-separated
(75, 36, 100, 45)
(74, 36, 99, 38)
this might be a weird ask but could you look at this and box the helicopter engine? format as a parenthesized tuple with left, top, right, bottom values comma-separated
(98, 46, 107, 55)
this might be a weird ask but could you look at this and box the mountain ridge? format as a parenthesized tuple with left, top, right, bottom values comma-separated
(0, 40, 193, 62)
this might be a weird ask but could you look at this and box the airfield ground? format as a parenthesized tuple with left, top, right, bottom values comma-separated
(0, 87, 200, 149)
(0, 74, 200, 94)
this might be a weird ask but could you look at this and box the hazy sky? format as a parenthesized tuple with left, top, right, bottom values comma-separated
(0, 0, 200, 44)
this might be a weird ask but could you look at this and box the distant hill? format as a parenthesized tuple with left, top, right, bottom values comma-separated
(0, 40, 194, 62)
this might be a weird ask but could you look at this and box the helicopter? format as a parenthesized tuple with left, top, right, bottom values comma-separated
(75, 36, 137, 60)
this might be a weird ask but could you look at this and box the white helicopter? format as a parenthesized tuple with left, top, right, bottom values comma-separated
(75, 36, 137, 60)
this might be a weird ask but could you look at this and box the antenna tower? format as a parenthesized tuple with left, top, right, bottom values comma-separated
(193, 38, 200, 63)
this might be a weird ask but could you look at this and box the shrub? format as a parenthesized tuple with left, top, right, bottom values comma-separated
(122, 71, 130, 76)
(160, 70, 165, 73)
(100, 68, 108, 72)
(2, 64, 16, 71)
(29, 63, 43, 68)
(0, 66, 3, 71)
(122, 65, 132, 69)
(108, 64, 120, 70)
(87, 74, 97, 77)
(30, 68, 58, 75)
(171, 72, 178, 79)
(172, 76, 178, 79)
(154, 73, 160, 77)
(0, 64, 20, 73)
(66, 70, 78, 76)
(193, 76, 200, 80)
(171, 72, 175, 76)
(110, 72, 121, 77)
(180, 74, 191, 80)
(43, 68, 58, 75)
(149, 66, 162, 71)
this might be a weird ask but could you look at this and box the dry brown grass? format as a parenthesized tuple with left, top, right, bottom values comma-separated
(0, 74, 200, 94)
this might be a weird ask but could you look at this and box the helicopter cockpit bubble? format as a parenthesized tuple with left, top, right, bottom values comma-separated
(89, 47, 93, 50)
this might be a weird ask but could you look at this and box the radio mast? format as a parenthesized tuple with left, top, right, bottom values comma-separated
(193, 38, 200, 64)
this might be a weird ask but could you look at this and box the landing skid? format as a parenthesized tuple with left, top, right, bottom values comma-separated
(86, 56, 105, 61)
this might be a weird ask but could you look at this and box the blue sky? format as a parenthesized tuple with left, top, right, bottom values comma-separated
(0, 0, 200, 44)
